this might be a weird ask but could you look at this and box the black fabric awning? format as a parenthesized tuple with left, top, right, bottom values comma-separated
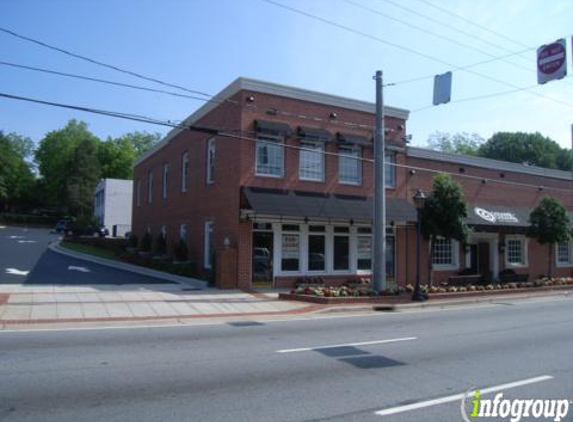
(297, 126, 333, 142)
(466, 205, 531, 227)
(254, 120, 292, 136)
(241, 187, 418, 223)
(336, 132, 371, 147)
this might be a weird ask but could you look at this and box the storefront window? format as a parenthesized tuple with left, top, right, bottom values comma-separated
(281, 226, 300, 271)
(557, 241, 572, 265)
(506, 238, 525, 266)
(333, 235, 350, 271)
(357, 236, 372, 270)
(432, 237, 455, 266)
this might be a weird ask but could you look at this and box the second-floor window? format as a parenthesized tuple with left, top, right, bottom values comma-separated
(181, 151, 189, 192)
(299, 142, 324, 181)
(162, 164, 169, 199)
(385, 152, 396, 187)
(207, 138, 215, 184)
(136, 178, 141, 207)
(338, 146, 361, 185)
(147, 171, 153, 204)
(256, 135, 284, 177)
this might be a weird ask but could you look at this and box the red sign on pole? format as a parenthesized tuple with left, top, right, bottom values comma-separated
(537, 39, 567, 84)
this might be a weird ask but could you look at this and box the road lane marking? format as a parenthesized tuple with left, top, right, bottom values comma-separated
(276, 337, 417, 353)
(5, 268, 29, 276)
(67, 265, 91, 273)
(375, 375, 553, 417)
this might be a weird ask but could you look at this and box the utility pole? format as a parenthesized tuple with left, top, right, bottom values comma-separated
(373, 70, 386, 293)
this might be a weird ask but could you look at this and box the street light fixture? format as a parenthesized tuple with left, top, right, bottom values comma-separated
(413, 189, 428, 302)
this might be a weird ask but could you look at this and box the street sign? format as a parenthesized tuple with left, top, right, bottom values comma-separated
(433, 71, 452, 105)
(537, 39, 567, 84)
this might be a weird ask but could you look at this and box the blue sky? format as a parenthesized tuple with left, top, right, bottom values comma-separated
(1, 0, 572, 150)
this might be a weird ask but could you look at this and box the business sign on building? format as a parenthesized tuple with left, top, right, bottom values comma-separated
(474, 207, 519, 224)
(537, 39, 567, 84)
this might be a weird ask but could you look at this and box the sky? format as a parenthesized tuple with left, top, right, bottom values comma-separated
(1, 0, 573, 150)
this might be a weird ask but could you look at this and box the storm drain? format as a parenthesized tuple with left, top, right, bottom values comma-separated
(227, 321, 265, 327)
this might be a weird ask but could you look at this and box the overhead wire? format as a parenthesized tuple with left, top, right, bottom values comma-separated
(0, 90, 569, 194)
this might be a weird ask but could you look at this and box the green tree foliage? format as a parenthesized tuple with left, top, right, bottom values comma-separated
(426, 131, 483, 156)
(478, 132, 569, 170)
(527, 197, 570, 279)
(117, 131, 161, 158)
(98, 131, 161, 179)
(420, 174, 469, 284)
(35, 119, 100, 206)
(0, 131, 35, 211)
(66, 138, 101, 224)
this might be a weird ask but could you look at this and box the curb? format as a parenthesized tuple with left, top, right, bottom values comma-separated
(49, 241, 208, 289)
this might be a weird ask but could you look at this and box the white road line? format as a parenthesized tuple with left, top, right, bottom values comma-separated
(375, 375, 553, 417)
(276, 337, 417, 353)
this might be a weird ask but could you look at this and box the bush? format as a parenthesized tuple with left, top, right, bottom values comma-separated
(64, 237, 128, 255)
(173, 239, 188, 262)
(128, 233, 139, 248)
(140, 231, 152, 252)
(154, 233, 167, 255)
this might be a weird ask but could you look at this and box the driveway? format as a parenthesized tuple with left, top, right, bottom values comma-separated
(0, 226, 174, 285)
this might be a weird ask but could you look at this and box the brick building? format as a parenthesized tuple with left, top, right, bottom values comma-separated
(132, 77, 573, 289)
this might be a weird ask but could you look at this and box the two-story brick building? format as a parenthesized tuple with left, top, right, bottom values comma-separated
(132, 77, 573, 289)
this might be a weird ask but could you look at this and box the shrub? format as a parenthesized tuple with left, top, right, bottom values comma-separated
(154, 233, 167, 255)
(173, 239, 188, 262)
(128, 233, 139, 248)
(140, 231, 152, 252)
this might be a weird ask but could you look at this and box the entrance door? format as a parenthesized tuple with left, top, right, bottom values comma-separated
(478, 242, 491, 283)
(252, 232, 273, 285)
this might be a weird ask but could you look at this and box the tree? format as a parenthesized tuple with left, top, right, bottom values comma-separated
(0, 131, 35, 211)
(527, 197, 570, 279)
(98, 137, 136, 179)
(426, 131, 483, 156)
(66, 138, 101, 224)
(35, 120, 100, 207)
(479, 132, 566, 170)
(117, 131, 161, 158)
(420, 173, 469, 284)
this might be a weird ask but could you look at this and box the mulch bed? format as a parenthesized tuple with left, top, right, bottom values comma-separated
(279, 284, 573, 305)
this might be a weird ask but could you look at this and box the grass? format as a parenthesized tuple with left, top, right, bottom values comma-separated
(60, 240, 120, 261)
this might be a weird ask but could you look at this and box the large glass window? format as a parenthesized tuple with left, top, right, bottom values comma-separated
(204, 222, 214, 269)
(181, 151, 189, 192)
(308, 225, 326, 272)
(281, 225, 300, 271)
(207, 138, 215, 184)
(299, 142, 324, 181)
(432, 237, 456, 266)
(557, 241, 572, 266)
(256, 135, 284, 177)
(506, 237, 525, 266)
(338, 146, 362, 185)
(333, 229, 350, 271)
(357, 235, 372, 270)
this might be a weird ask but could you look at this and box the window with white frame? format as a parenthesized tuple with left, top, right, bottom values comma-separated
(556, 240, 573, 266)
(308, 225, 326, 272)
(356, 227, 372, 270)
(204, 222, 214, 269)
(432, 237, 458, 267)
(207, 138, 215, 184)
(147, 171, 153, 204)
(181, 151, 189, 192)
(136, 178, 141, 207)
(506, 237, 526, 266)
(281, 224, 300, 271)
(338, 146, 362, 185)
(162, 164, 169, 199)
(333, 226, 350, 271)
(299, 142, 324, 181)
(256, 135, 284, 177)
(385, 152, 396, 188)
(179, 224, 188, 241)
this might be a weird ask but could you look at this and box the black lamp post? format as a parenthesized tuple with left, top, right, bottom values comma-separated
(413, 189, 427, 302)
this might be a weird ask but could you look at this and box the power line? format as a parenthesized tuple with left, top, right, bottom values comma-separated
(260, 0, 573, 110)
(0, 60, 227, 104)
(0, 26, 215, 99)
(0, 90, 568, 193)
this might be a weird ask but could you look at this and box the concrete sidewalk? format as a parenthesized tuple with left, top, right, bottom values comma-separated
(0, 283, 317, 327)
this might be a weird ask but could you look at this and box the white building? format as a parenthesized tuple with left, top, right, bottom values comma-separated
(94, 179, 133, 237)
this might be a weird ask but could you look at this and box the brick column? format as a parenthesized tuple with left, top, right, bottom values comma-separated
(216, 248, 238, 289)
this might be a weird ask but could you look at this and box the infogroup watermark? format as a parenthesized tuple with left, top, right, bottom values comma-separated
(461, 390, 571, 422)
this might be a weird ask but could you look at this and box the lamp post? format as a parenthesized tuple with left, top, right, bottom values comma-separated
(413, 189, 427, 302)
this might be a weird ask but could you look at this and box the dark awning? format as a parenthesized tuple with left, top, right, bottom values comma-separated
(297, 126, 332, 142)
(466, 205, 532, 227)
(336, 132, 371, 147)
(241, 187, 417, 223)
(254, 120, 292, 137)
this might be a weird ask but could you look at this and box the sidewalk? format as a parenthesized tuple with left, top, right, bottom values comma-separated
(0, 283, 318, 327)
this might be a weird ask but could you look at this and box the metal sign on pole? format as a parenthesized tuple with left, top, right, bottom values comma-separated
(433, 71, 452, 105)
(373, 70, 386, 293)
(537, 39, 567, 84)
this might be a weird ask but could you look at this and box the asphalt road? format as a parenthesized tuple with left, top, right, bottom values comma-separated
(0, 226, 173, 285)
(1, 297, 573, 422)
